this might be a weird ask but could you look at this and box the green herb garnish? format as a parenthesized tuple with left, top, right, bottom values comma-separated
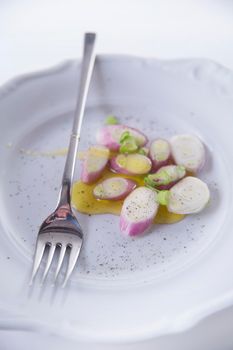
(105, 115, 119, 125)
(144, 170, 172, 187)
(144, 176, 156, 188)
(119, 131, 130, 143)
(138, 148, 147, 156)
(119, 131, 138, 154)
(157, 190, 170, 206)
(144, 180, 170, 205)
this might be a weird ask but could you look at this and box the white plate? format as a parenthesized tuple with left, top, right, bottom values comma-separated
(0, 55, 233, 343)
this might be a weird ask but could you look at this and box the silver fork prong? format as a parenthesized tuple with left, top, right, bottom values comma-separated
(41, 243, 56, 284)
(29, 239, 46, 285)
(54, 244, 67, 282)
(62, 243, 82, 288)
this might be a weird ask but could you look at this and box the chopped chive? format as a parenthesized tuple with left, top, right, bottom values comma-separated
(105, 115, 119, 125)
(119, 131, 130, 143)
(119, 131, 139, 154)
(138, 148, 147, 155)
(145, 170, 172, 187)
(144, 176, 156, 188)
(157, 190, 170, 206)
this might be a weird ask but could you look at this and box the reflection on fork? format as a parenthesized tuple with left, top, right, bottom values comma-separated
(30, 201, 83, 287)
(30, 32, 96, 287)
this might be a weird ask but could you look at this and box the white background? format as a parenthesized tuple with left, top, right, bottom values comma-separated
(1, 0, 233, 85)
(1, 0, 233, 349)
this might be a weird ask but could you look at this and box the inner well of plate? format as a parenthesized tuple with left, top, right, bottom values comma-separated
(0, 104, 226, 285)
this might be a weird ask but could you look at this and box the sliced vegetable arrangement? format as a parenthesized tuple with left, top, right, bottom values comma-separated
(76, 116, 210, 236)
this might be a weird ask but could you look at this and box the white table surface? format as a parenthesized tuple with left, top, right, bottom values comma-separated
(1, 0, 233, 349)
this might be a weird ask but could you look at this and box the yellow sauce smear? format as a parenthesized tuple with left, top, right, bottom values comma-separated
(72, 169, 184, 224)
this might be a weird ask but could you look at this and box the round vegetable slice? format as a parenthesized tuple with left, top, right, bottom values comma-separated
(149, 139, 171, 171)
(96, 125, 148, 151)
(170, 134, 205, 172)
(167, 176, 210, 214)
(81, 145, 110, 184)
(110, 154, 152, 175)
(120, 187, 159, 236)
(93, 177, 136, 200)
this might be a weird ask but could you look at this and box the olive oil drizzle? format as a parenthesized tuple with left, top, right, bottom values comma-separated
(72, 169, 184, 224)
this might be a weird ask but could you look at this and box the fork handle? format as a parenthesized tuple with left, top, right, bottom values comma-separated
(58, 33, 96, 206)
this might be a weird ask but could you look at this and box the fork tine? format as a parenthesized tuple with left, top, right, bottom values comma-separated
(54, 245, 67, 282)
(29, 239, 46, 285)
(62, 243, 82, 288)
(41, 244, 56, 284)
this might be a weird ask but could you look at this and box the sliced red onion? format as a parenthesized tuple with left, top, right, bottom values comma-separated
(81, 145, 110, 184)
(93, 177, 136, 200)
(96, 125, 148, 151)
(170, 134, 205, 173)
(149, 139, 171, 171)
(167, 176, 210, 214)
(120, 187, 159, 236)
(110, 154, 152, 175)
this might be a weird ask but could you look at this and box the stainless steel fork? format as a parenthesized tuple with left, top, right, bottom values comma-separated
(30, 33, 96, 287)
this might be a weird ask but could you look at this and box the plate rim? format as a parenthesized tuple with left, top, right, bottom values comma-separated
(1, 55, 233, 343)
(1, 54, 233, 99)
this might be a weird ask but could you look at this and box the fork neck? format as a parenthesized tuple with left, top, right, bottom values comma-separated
(57, 180, 71, 209)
